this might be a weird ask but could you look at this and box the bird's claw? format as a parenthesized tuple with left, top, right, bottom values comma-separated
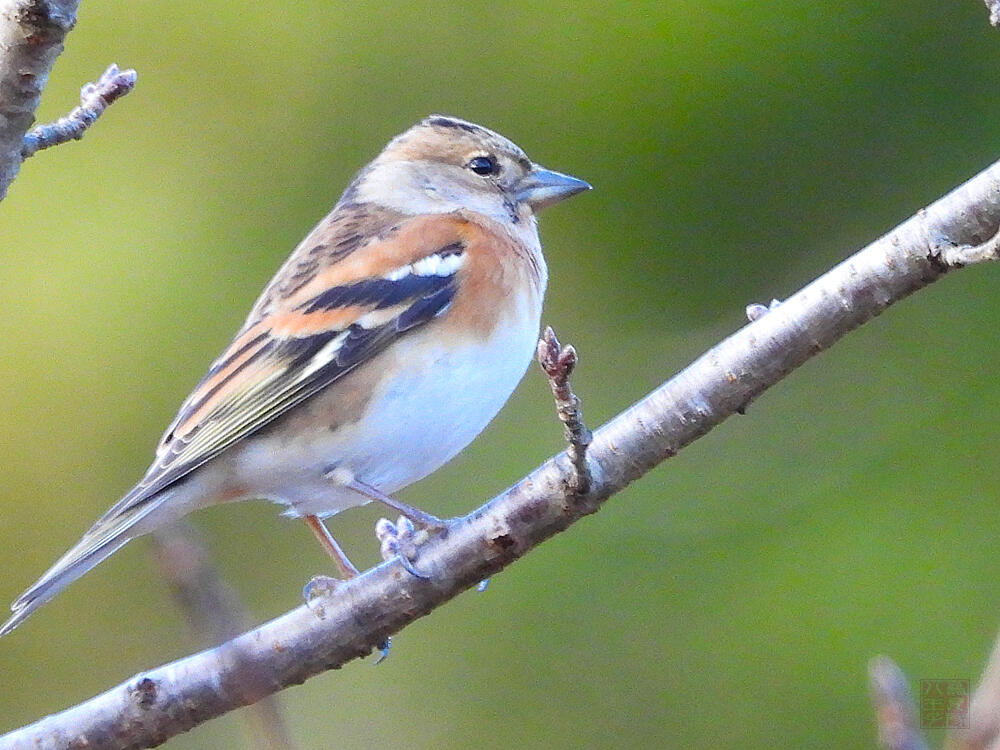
(376, 516, 430, 579)
(374, 637, 392, 664)
(746, 298, 783, 322)
(302, 575, 344, 611)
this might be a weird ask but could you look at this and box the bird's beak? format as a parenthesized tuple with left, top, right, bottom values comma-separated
(515, 166, 592, 211)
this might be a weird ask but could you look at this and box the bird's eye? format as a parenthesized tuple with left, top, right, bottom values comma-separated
(467, 155, 499, 176)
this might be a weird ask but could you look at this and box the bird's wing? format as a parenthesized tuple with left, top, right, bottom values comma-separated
(101, 209, 475, 522)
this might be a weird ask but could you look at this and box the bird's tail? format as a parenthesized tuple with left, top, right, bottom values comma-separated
(0, 494, 164, 637)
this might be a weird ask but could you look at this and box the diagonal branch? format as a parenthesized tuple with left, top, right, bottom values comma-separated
(2, 156, 1000, 749)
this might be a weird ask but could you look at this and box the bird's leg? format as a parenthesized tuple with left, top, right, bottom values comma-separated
(304, 514, 361, 578)
(345, 478, 449, 531)
(323, 469, 445, 584)
(324, 467, 448, 529)
(302, 514, 359, 602)
(302, 514, 391, 661)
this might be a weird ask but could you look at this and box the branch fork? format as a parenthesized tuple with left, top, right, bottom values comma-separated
(926, 220, 1000, 268)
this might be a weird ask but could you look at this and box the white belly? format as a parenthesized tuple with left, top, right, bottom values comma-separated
(344, 326, 534, 490)
(223, 306, 541, 518)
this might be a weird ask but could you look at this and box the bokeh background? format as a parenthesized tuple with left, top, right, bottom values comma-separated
(2, 1, 1000, 747)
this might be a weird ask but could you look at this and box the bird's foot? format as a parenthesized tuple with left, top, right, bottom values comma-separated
(375, 637, 392, 664)
(376, 515, 432, 579)
(302, 575, 346, 615)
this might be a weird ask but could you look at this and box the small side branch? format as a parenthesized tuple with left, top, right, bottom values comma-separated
(0, 0, 81, 199)
(928, 224, 1000, 267)
(869, 656, 929, 750)
(537, 326, 592, 495)
(21, 63, 136, 158)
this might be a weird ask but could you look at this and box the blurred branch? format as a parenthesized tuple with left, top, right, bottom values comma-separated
(2, 150, 1000, 750)
(946, 625, 1000, 750)
(151, 523, 296, 750)
(983, 0, 1000, 27)
(871, 628, 1000, 750)
(20, 62, 135, 158)
(0, 0, 79, 199)
(869, 656, 929, 750)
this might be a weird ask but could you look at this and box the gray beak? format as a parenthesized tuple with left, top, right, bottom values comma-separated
(515, 166, 592, 211)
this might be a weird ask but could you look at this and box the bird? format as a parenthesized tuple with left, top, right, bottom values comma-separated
(1, 115, 591, 636)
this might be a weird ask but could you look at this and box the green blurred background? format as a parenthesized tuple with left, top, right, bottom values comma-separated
(2, 1, 1000, 747)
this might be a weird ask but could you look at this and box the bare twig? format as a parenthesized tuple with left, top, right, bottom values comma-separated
(2, 148, 1000, 750)
(870, 656, 930, 750)
(537, 326, 592, 495)
(0, 0, 80, 199)
(20, 63, 136, 158)
(930, 226, 1000, 267)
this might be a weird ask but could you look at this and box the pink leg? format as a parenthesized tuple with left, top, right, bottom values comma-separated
(346, 480, 448, 530)
(303, 515, 360, 578)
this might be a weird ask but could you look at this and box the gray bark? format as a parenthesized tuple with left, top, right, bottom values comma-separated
(0, 0, 79, 199)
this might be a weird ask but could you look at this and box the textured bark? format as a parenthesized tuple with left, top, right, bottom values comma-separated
(0, 0, 78, 199)
(1, 153, 998, 750)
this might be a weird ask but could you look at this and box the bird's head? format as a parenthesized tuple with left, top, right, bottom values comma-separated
(346, 115, 591, 224)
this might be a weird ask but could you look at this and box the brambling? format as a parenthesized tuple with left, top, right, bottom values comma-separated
(1, 115, 590, 636)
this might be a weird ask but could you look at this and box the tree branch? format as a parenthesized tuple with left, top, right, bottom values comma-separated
(1, 148, 999, 749)
(0, 0, 79, 199)
(942, 624, 1000, 750)
(20, 62, 135, 158)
